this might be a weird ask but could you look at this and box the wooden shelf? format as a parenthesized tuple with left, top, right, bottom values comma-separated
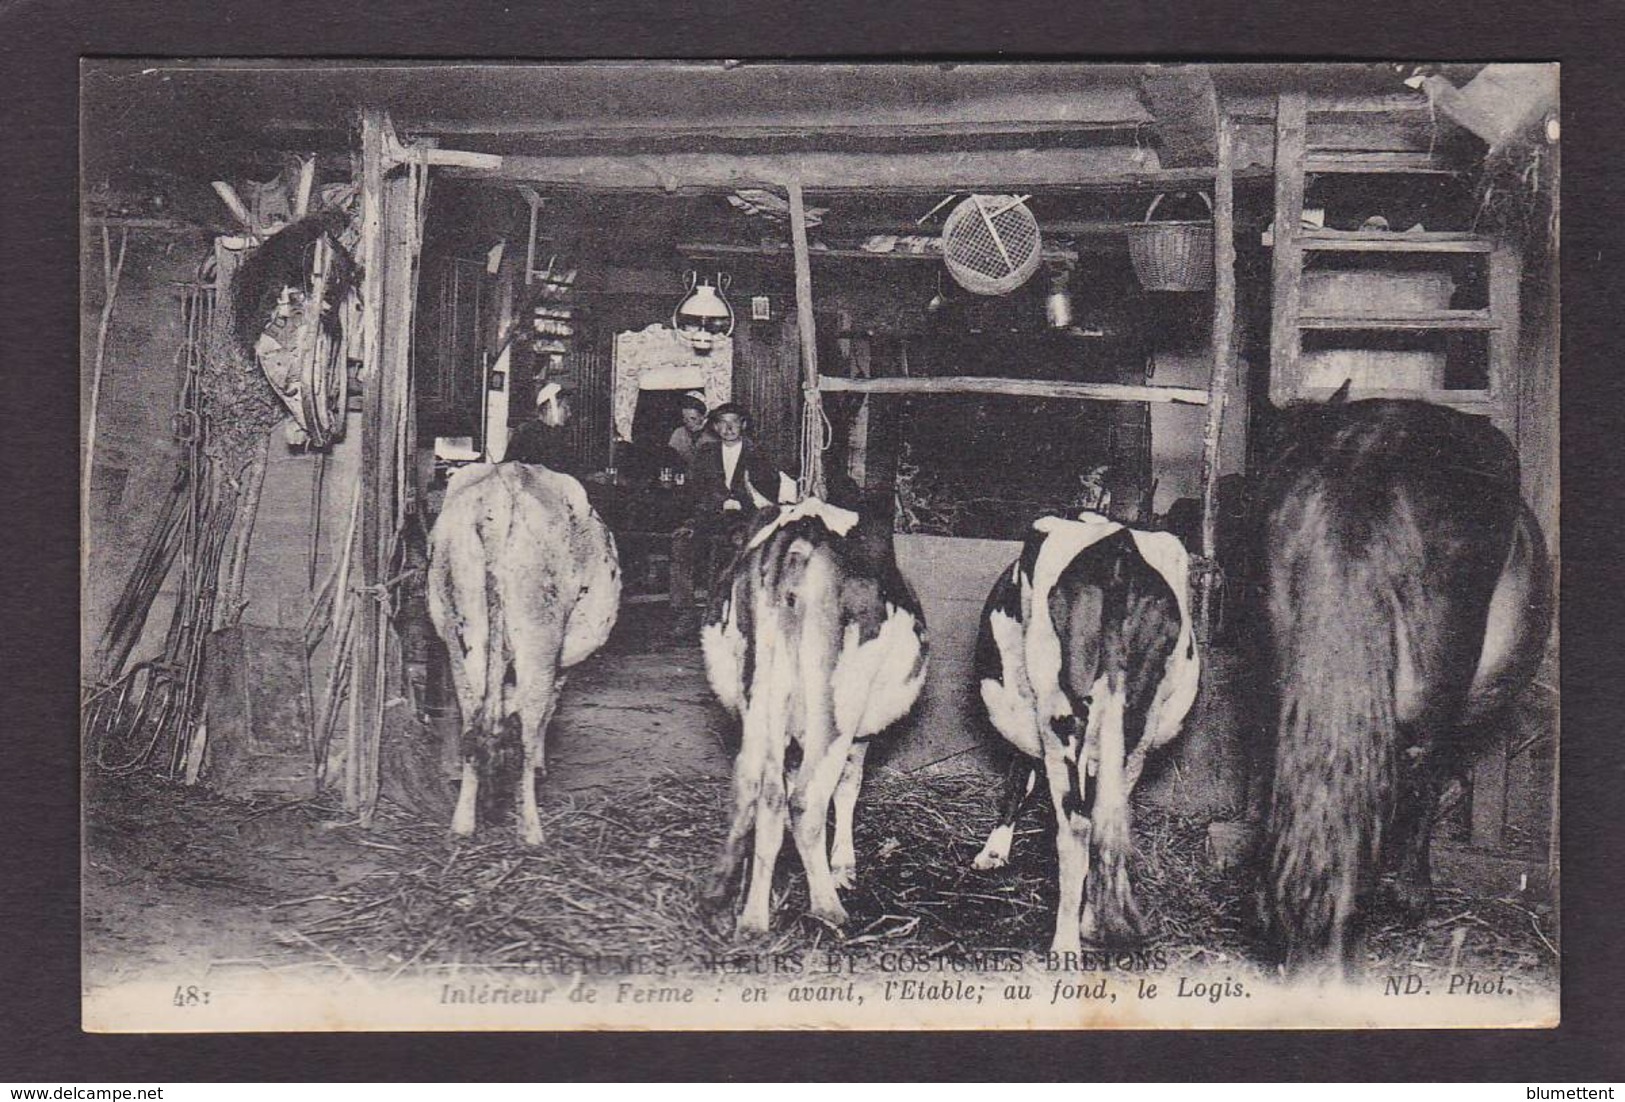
(1304, 152, 1458, 175)
(1299, 230, 1494, 254)
(678, 241, 1080, 264)
(816, 374, 1209, 406)
(1297, 310, 1498, 331)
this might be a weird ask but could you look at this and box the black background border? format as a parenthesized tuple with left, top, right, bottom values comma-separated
(4, 0, 1622, 1082)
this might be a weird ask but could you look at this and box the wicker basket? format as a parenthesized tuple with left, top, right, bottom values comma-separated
(1127, 193, 1214, 292)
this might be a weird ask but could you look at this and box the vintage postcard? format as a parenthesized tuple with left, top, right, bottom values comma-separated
(81, 59, 1559, 1031)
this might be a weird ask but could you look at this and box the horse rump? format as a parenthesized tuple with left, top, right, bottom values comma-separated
(1258, 398, 1550, 977)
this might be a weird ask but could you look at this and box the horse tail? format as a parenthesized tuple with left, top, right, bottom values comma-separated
(1266, 481, 1401, 973)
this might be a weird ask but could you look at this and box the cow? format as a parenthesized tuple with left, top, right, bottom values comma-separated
(699, 491, 928, 935)
(972, 512, 1200, 954)
(426, 461, 621, 846)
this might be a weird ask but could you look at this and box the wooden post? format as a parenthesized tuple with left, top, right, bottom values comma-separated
(348, 115, 429, 826)
(1200, 111, 1237, 567)
(1268, 92, 1308, 407)
(1188, 111, 1240, 642)
(787, 177, 825, 498)
(352, 110, 387, 816)
(1488, 242, 1522, 444)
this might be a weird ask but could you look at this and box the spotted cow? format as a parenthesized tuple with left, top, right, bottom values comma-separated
(973, 513, 1200, 953)
(426, 462, 621, 846)
(700, 494, 928, 934)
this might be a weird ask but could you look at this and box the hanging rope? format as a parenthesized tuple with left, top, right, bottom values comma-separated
(799, 385, 833, 500)
(83, 225, 128, 543)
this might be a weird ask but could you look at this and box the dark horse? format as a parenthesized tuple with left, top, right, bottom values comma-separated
(1257, 394, 1552, 976)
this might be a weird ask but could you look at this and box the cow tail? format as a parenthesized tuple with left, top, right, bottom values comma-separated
(1266, 483, 1399, 972)
(703, 566, 774, 918)
(473, 473, 520, 764)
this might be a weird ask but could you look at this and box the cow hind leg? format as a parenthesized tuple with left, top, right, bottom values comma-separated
(830, 740, 869, 891)
(1043, 730, 1091, 955)
(452, 759, 480, 837)
(442, 630, 491, 839)
(702, 734, 764, 926)
(739, 761, 788, 935)
(507, 620, 564, 847)
(974, 755, 1037, 870)
(512, 681, 561, 848)
(792, 736, 855, 926)
(738, 699, 789, 935)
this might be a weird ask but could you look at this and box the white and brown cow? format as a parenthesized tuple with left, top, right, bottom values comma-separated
(973, 513, 1199, 953)
(426, 461, 621, 846)
(700, 493, 928, 934)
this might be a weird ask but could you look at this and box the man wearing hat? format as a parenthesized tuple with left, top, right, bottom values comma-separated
(504, 378, 578, 474)
(666, 390, 716, 468)
(670, 402, 780, 635)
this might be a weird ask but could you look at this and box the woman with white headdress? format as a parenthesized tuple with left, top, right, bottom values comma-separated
(504, 379, 578, 475)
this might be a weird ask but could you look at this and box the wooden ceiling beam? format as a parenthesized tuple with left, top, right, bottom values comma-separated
(1139, 67, 1220, 168)
(437, 147, 1258, 194)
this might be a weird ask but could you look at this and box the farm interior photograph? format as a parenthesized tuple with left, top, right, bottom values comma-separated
(79, 61, 1560, 1029)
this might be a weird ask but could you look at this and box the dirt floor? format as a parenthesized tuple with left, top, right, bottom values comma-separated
(82, 604, 1560, 997)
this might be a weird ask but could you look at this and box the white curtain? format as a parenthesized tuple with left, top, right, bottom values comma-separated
(611, 324, 733, 442)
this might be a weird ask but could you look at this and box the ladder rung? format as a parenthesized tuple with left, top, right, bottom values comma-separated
(1297, 386, 1498, 411)
(1297, 310, 1499, 331)
(1299, 230, 1494, 254)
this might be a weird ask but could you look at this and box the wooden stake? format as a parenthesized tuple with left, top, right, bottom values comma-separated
(294, 156, 317, 219)
(211, 181, 256, 231)
(84, 225, 127, 557)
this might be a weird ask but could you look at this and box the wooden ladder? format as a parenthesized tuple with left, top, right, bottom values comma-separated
(1267, 92, 1520, 441)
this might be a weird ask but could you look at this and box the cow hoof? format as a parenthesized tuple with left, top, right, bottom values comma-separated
(1050, 932, 1083, 957)
(973, 825, 1014, 870)
(832, 864, 856, 891)
(736, 910, 771, 937)
(810, 902, 849, 929)
(972, 847, 1009, 871)
(449, 817, 476, 839)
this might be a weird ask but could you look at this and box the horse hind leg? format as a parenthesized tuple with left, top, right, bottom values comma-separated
(1385, 734, 1449, 922)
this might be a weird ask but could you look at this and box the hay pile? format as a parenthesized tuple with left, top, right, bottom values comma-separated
(284, 770, 1247, 971)
(281, 768, 1557, 985)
